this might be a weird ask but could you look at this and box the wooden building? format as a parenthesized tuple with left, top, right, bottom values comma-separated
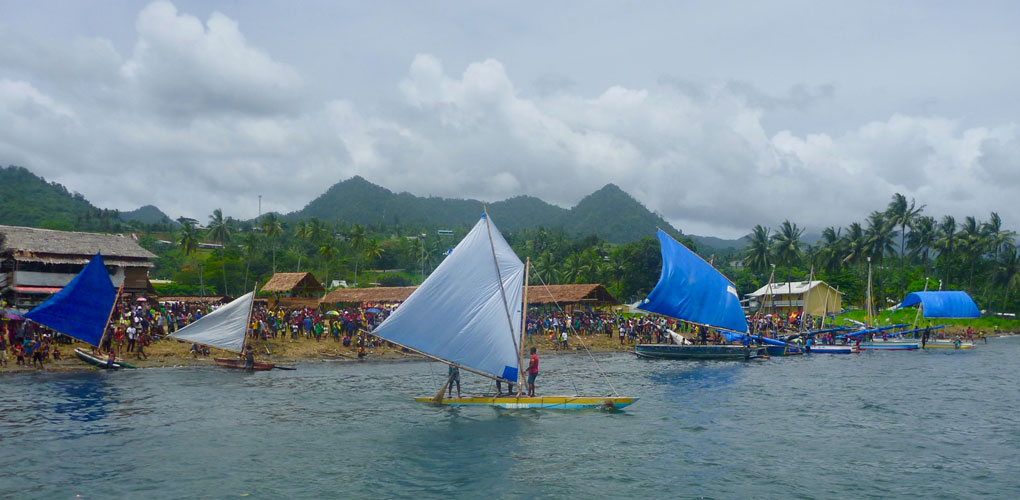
(0, 225, 156, 310)
(320, 283, 618, 310)
(745, 281, 843, 316)
(261, 272, 325, 297)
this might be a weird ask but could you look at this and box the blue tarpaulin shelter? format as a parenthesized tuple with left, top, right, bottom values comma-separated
(25, 253, 117, 346)
(896, 291, 979, 319)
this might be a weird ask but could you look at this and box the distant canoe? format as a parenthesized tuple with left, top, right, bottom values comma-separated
(415, 395, 637, 409)
(213, 357, 275, 371)
(635, 344, 762, 360)
(807, 344, 859, 354)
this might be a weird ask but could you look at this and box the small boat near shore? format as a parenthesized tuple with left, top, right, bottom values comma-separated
(213, 357, 276, 370)
(808, 344, 860, 354)
(413, 395, 636, 409)
(635, 344, 763, 360)
(74, 348, 136, 369)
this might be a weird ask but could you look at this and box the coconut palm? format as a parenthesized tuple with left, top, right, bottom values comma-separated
(842, 222, 867, 270)
(347, 224, 366, 285)
(240, 231, 260, 291)
(260, 213, 284, 273)
(177, 220, 200, 256)
(207, 208, 231, 295)
(994, 244, 1020, 313)
(957, 216, 988, 291)
(865, 211, 898, 264)
(814, 226, 844, 273)
(907, 215, 938, 276)
(744, 225, 771, 274)
(934, 215, 957, 286)
(983, 212, 1016, 262)
(770, 220, 804, 270)
(885, 193, 925, 288)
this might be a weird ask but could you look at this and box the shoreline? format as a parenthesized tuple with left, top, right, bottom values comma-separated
(3, 328, 1012, 376)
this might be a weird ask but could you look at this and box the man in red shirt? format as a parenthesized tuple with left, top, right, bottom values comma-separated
(526, 347, 539, 397)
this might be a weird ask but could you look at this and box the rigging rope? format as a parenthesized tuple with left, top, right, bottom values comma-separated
(531, 271, 619, 397)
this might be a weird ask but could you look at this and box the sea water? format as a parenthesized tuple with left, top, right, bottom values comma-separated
(3, 337, 1020, 499)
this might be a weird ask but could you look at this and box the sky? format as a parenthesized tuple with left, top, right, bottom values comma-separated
(1, 1, 1019, 238)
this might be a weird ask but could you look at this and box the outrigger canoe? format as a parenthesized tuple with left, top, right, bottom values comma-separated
(74, 348, 136, 369)
(417, 395, 637, 409)
(213, 357, 276, 371)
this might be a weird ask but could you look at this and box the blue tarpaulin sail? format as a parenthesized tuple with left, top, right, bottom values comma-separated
(638, 230, 748, 334)
(24, 253, 117, 347)
(896, 291, 980, 319)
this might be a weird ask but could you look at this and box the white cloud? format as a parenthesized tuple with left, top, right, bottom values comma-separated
(1, 1, 1019, 241)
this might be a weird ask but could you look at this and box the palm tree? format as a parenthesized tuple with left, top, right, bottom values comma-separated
(207, 208, 231, 295)
(177, 220, 200, 256)
(994, 244, 1020, 313)
(347, 224, 366, 285)
(534, 251, 558, 284)
(885, 193, 925, 289)
(983, 212, 1016, 262)
(744, 225, 771, 274)
(935, 215, 957, 286)
(814, 226, 844, 273)
(260, 213, 283, 273)
(770, 220, 804, 270)
(560, 253, 585, 283)
(240, 231, 260, 291)
(842, 222, 867, 269)
(363, 237, 384, 272)
(957, 216, 987, 291)
(864, 211, 898, 264)
(907, 215, 938, 276)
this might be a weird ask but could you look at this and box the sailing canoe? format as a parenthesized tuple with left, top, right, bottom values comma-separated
(74, 348, 136, 369)
(635, 344, 762, 360)
(416, 395, 637, 410)
(213, 357, 275, 371)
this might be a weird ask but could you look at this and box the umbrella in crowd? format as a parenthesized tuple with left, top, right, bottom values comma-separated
(365, 308, 382, 314)
(326, 310, 340, 316)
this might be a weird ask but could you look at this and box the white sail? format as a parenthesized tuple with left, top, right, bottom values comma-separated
(169, 292, 254, 353)
(371, 214, 525, 381)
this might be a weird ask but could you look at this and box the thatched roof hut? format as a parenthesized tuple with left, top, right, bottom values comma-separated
(157, 296, 234, 305)
(321, 286, 417, 305)
(260, 272, 325, 297)
(320, 283, 618, 307)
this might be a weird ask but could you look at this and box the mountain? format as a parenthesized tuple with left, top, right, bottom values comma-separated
(0, 165, 101, 229)
(120, 205, 175, 225)
(288, 176, 679, 244)
(688, 234, 749, 251)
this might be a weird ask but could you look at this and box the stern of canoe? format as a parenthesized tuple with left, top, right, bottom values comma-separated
(415, 395, 637, 410)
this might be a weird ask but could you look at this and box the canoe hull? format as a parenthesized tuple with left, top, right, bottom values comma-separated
(213, 357, 276, 371)
(416, 395, 637, 410)
(635, 344, 761, 360)
(807, 345, 860, 354)
(859, 342, 919, 351)
(764, 344, 805, 356)
(73, 348, 134, 369)
(924, 341, 974, 350)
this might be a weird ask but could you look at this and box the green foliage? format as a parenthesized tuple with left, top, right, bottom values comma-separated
(377, 273, 413, 287)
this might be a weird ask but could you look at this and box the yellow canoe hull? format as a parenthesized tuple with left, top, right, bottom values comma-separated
(925, 342, 974, 349)
(415, 395, 637, 410)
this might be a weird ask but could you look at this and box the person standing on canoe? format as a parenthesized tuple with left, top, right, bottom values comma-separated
(244, 344, 256, 371)
(447, 365, 461, 398)
(526, 347, 539, 397)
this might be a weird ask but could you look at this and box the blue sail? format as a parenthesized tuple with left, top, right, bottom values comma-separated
(638, 230, 748, 334)
(896, 291, 980, 319)
(25, 253, 117, 347)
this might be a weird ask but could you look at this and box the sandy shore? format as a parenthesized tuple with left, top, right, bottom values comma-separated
(2, 326, 1008, 375)
(0, 334, 634, 374)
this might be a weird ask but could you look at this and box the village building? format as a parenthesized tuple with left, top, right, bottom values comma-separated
(0, 225, 156, 310)
(320, 283, 618, 311)
(744, 280, 843, 316)
(261, 272, 325, 309)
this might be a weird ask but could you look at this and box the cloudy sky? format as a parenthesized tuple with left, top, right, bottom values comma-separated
(1, 1, 1018, 238)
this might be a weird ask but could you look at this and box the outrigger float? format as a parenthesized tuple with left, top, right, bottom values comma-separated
(370, 210, 636, 410)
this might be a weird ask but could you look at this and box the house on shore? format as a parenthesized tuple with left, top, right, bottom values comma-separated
(744, 281, 843, 316)
(320, 283, 618, 312)
(0, 225, 156, 310)
(261, 272, 325, 309)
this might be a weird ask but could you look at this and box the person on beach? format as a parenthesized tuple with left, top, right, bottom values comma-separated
(106, 350, 116, 369)
(447, 365, 461, 398)
(136, 332, 148, 360)
(243, 344, 255, 371)
(526, 347, 539, 397)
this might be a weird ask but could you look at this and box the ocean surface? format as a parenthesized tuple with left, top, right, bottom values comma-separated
(3, 337, 1020, 499)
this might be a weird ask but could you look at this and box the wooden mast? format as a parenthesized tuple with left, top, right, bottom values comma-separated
(517, 258, 530, 397)
(801, 266, 814, 333)
(238, 283, 258, 355)
(96, 283, 125, 351)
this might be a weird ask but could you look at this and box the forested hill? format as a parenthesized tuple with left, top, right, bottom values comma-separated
(0, 166, 105, 230)
(120, 205, 175, 226)
(288, 176, 682, 244)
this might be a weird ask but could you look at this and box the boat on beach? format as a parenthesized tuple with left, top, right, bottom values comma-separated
(169, 290, 277, 371)
(633, 230, 776, 360)
(25, 253, 135, 370)
(807, 344, 860, 354)
(895, 290, 980, 350)
(370, 210, 636, 410)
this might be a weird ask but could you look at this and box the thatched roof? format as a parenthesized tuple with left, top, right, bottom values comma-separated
(0, 225, 156, 267)
(320, 283, 617, 306)
(525, 284, 618, 305)
(321, 286, 417, 304)
(261, 272, 325, 295)
(157, 296, 234, 304)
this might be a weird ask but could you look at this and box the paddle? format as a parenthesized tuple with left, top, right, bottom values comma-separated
(432, 370, 456, 404)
